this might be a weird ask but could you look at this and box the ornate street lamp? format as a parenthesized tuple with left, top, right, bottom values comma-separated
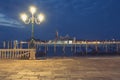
(20, 6, 45, 48)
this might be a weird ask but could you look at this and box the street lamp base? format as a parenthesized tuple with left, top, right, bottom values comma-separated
(29, 38, 36, 48)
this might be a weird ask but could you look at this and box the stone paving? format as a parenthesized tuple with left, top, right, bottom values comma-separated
(0, 57, 120, 80)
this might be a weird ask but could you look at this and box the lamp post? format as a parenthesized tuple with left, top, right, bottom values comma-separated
(20, 6, 45, 48)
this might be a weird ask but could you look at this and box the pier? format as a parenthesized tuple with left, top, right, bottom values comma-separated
(34, 41, 120, 57)
(0, 40, 120, 59)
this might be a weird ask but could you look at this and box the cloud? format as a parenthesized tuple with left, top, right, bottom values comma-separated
(0, 13, 24, 28)
(36, 0, 112, 12)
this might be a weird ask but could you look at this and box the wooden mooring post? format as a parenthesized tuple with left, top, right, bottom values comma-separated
(62, 43, 66, 56)
(85, 41, 88, 55)
(54, 42, 56, 55)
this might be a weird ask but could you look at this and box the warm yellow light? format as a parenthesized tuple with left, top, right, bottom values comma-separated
(20, 13, 28, 22)
(29, 6, 36, 15)
(38, 14, 45, 22)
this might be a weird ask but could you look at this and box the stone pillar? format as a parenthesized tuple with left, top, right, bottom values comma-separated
(29, 49, 36, 60)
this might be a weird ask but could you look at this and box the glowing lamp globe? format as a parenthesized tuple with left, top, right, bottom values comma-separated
(20, 13, 28, 22)
(38, 14, 45, 22)
(29, 6, 36, 15)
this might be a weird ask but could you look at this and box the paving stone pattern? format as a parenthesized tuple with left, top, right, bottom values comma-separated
(0, 57, 120, 80)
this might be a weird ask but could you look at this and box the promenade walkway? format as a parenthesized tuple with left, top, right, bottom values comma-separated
(0, 57, 120, 80)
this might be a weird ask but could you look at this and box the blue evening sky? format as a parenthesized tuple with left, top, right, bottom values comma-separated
(0, 0, 120, 41)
